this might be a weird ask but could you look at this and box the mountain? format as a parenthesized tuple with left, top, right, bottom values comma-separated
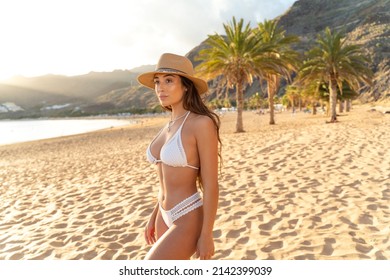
(188, 0, 389, 103)
(0, 69, 157, 118)
(154, 1, 390, 105)
(1, 0, 388, 119)
(3, 70, 136, 100)
(276, 0, 389, 102)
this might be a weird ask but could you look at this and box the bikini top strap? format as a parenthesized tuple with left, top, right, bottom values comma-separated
(178, 111, 191, 131)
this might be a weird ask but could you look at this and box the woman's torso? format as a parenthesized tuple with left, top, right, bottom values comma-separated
(147, 112, 200, 209)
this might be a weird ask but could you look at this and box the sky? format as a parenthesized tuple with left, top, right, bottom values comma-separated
(0, 0, 296, 80)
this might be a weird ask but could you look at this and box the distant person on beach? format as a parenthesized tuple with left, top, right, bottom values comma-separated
(137, 53, 221, 260)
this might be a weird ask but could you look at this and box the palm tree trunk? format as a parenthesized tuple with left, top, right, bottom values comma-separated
(339, 100, 344, 113)
(224, 85, 229, 101)
(268, 92, 275, 125)
(235, 83, 244, 132)
(346, 99, 351, 112)
(329, 79, 338, 122)
(268, 75, 276, 125)
(290, 97, 295, 114)
(312, 101, 317, 115)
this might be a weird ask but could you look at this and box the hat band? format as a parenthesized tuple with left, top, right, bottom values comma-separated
(156, 68, 188, 75)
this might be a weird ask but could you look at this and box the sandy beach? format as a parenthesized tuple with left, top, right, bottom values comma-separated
(0, 105, 389, 260)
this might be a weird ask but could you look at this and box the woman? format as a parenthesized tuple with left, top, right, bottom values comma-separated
(137, 53, 221, 260)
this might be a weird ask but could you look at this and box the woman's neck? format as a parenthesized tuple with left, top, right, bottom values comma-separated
(170, 110, 188, 121)
(170, 105, 187, 119)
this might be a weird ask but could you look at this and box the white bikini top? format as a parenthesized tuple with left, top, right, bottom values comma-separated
(146, 111, 199, 170)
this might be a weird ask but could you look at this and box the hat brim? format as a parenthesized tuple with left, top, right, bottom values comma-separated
(137, 71, 208, 95)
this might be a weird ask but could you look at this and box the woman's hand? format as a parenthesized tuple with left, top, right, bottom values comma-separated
(144, 216, 157, 245)
(196, 233, 215, 260)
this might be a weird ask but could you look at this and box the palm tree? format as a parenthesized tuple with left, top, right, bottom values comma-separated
(248, 92, 263, 112)
(254, 19, 300, 124)
(299, 27, 373, 122)
(196, 17, 274, 132)
(284, 85, 301, 113)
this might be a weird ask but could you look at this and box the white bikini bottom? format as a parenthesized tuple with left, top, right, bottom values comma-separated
(159, 192, 203, 228)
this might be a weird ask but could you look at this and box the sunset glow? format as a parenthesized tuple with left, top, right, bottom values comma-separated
(0, 0, 295, 81)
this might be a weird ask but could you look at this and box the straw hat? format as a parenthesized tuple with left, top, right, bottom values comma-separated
(137, 53, 208, 95)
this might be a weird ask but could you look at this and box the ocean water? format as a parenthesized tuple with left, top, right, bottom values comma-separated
(0, 119, 133, 146)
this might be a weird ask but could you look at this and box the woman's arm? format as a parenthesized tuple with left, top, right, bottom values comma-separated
(194, 116, 219, 260)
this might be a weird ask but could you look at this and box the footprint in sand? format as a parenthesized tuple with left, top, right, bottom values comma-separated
(280, 231, 297, 238)
(119, 233, 138, 244)
(213, 229, 222, 238)
(49, 241, 65, 247)
(237, 237, 249, 245)
(108, 242, 122, 250)
(358, 214, 373, 225)
(126, 246, 142, 258)
(226, 228, 246, 239)
(339, 217, 359, 230)
(243, 249, 257, 260)
(356, 244, 373, 254)
(54, 223, 68, 229)
(261, 241, 283, 253)
(294, 253, 315, 260)
(98, 236, 117, 243)
(320, 238, 336, 256)
(259, 218, 282, 231)
(31, 249, 54, 260)
(83, 250, 98, 259)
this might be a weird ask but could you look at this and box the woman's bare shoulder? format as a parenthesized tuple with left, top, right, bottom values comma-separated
(189, 114, 215, 130)
(187, 114, 216, 141)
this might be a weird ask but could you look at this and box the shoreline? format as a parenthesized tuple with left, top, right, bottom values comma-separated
(0, 117, 160, 147)
(0, 105, 389, 260)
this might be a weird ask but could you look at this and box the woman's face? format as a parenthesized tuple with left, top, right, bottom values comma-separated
(153, 74, 186, 108)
